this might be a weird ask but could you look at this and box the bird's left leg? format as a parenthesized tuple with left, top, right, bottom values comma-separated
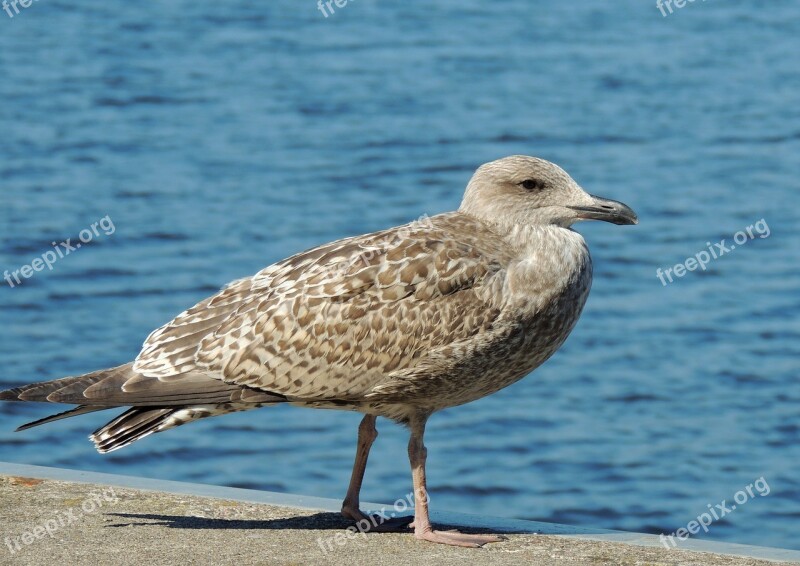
(408, 413, 506, 547)
(340, 414, 413, 532)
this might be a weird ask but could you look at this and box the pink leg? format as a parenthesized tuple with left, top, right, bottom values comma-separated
(408, 414, 506, 547)
(341, 414, 412, 532)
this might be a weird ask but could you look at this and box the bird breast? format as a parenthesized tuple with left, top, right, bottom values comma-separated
(424, 226, 593, 409)
(503, 225, 592, 315)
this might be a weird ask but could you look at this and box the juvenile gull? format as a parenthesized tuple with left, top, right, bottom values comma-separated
(1, 155, 637, 548)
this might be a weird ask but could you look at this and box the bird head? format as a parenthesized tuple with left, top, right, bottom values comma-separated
(459, 155, 638, 229)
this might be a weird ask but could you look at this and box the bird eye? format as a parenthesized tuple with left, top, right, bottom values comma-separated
(520, 179, 544, 191)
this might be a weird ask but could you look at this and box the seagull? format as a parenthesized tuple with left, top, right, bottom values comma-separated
(1, 155, 637, 547)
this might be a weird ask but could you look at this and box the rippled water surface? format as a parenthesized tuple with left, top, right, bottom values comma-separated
(1, 0, 798, 551)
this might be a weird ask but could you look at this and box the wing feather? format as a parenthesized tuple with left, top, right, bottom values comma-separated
(133, 213, 513, 400)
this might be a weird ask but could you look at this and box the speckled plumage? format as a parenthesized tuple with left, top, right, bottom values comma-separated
(2, 155, 637, 548)
(0, 153, 631, 441)
(128, 212, 591, 424)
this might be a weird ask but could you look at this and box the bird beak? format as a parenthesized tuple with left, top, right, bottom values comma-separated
(568, 195, 638, 225)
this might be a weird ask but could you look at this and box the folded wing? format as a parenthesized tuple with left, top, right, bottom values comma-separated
(133, 214, 513, 401)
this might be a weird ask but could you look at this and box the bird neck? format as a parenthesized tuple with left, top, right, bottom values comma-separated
(503, 223, 586, 257)
(501, 224, 592, 310)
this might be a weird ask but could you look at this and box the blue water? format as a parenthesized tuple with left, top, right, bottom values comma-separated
(1, 0, 799, 551)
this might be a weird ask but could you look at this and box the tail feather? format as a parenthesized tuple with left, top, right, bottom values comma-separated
(89, 403, 262, 453)
(90, 407, 177, 453)
(2, 364, 283, 453)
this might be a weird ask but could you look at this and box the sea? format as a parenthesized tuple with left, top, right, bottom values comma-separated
(0, 0, 798, 551)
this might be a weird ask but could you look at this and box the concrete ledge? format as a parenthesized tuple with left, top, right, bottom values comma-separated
(0, 462, 798, 565)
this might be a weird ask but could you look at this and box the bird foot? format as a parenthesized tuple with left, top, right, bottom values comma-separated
(341, 507, 414, 533)
(416, 528, 507, 548)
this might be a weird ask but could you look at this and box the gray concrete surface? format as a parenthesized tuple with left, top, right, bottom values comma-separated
(0, 463, 798, 565)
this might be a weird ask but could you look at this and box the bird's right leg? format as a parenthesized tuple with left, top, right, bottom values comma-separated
(341, 414, 412, 532)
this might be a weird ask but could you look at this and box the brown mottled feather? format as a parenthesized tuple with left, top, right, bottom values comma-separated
(3, 155, 611, 447)
(132, 213, 516, 405)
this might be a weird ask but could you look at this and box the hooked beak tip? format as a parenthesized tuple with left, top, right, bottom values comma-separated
(569, 196, 638, 226)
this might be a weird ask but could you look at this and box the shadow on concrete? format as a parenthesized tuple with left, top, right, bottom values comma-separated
(104, 511, 506, 535)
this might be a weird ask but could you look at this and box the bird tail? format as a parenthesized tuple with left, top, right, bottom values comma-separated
(89, 407, 177, 453)
(89, 404, 237, 453)
(1, 363, 282, 453)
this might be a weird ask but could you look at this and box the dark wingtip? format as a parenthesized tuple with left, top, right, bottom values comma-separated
(0, 388, 22, 401)
(15, 405, 111, 432)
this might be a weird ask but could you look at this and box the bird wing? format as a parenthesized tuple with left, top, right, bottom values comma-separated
(132, 213, 513, 400)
